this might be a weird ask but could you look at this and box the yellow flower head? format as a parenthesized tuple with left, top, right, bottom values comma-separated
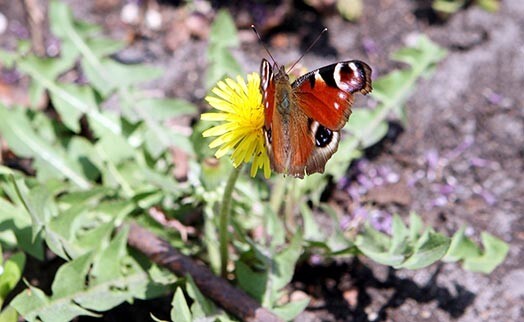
(201, 73, 271, 178)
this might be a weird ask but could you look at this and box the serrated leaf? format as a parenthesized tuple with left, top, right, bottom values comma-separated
(398, 230, 450, 269)
(11, 283, 99, 322)
(392, 35, 447, 68)
(16, 57, 122, 136)
(85, 37, 126, 58)
(171, 288, 192, 322)
(51, 253, 92, 298)
(0, 193, 44, 260)
(0, 107, 91, 189)
(442, 227, 480, 262)
(462, 232, 509, 274)
(82, 59, 162, 97)
(12, 226, 165, 321)
(371, 69, 412, 104)
(90, 225, 128, 284)
(356, 224, 405, 266)
(50, 83, 98, 133)
(18, 54, 76, 82)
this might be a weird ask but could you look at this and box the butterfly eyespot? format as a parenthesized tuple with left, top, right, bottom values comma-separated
(315, 125, 333, 148)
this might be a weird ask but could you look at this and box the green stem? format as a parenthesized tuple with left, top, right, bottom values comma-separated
(219, 165, 243, 277)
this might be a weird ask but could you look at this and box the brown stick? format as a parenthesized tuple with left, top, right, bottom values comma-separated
(22, 0, 46, 56)
(127, 222, 283, 322)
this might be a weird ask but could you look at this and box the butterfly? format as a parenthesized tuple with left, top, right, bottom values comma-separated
(260, 57, 372, 178)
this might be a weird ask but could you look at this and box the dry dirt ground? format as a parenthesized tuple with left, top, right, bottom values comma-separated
(0, 0, 522, 321)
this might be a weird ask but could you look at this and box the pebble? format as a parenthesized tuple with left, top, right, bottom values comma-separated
(145, 9, 162, 30)
(121, 3, 140, 25)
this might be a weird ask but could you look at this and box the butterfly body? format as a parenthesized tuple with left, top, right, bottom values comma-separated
(260, 58, 372, 178)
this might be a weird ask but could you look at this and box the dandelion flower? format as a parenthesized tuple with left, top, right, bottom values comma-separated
(201, 73, 271, 178)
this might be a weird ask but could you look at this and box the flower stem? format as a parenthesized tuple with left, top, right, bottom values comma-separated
(219, 164, 243, 277)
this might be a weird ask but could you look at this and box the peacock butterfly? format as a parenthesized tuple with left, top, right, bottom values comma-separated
(258, 33, 372, 178)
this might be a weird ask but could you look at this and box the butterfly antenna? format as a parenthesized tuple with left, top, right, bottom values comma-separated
(287, 27, 328, 74)
(251, 25, 278, 67)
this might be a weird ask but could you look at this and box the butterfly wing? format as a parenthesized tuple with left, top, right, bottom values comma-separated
(260, 58, 275, 130)
(291, 61, 372, 130)
(289, 61, 372, 176)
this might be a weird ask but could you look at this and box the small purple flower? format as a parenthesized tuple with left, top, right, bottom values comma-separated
(437, 183, 455, 196)
(369, 209, 392, 234)
(357, 173, 374, 191)
(485, 90, 505, 106)
(362, 37, 378, 55)
(9, 20, 29, 39)
(431, 195, 448, 207)
(479, 189, 496, 206)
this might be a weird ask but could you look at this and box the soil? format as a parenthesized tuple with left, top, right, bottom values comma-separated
(0, 0, 522, 321)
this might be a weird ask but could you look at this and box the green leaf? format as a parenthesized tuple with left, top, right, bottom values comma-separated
(398, 230, 450, 269)
(389, 214, 409, 255)
(476, 0, 500, 12)
(273, 297, 310, 321)
(347, 109, 388, 147)
(432, 0, 466, 13)
(391, 35, 447, 69)
(82, 59, 162, 97)
(11, 281, 99, 322)
(355, 224, 404, 266)
(0, 195, 44, 260)
(371, 69, 412, 103)
(462, 233, 509, 274)
(12, 226, 165, 321)
(272, 231, 302, 292)
(49, 83, 98, 133)
(442, 227, 480, 262)
(236, 260, 268, 302)
(16, 57, 122, 136)
(0, 253, 26, 306)
(0, 306, 19, 322)
(407, 212, 423, 242)
(300, 203, 324, 241)
(205, 48, 243, 89)
(209, 10, 238, 48)
(171, 288, 192, 322)
(51, 253, 92, 298)
(12, 178, 64, 241)
(0, 107, 92, 189)
(185, 275, 216, 318)
(85, 37, 126, 58)
(206, 10, 242, 89)
(136, 98, 197, 122)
